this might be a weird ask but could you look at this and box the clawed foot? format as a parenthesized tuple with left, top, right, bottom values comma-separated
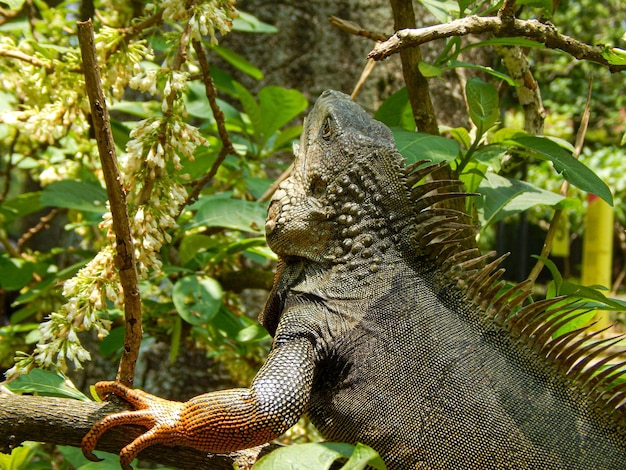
(81, 381, 184, 470)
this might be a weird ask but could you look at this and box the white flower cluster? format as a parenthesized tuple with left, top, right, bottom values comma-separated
(95, 27, 155, 101)
(119, 112, 207, 276)
(5, 248, 116, 379)
(189, 0, 239, 45)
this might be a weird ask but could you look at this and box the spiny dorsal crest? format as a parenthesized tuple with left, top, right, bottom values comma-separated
(406, 159, 626, 427)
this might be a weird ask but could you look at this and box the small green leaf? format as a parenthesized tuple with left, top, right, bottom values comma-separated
(449, 61, 516, 86)
(173, 275, 223, 325)
(236, 324, 271, 343)
(41, 180, 107, 213)
(444, 126, 471, 149)
(476, 172, 566, 227)
(535, 256, 626, 312)
(392, 129, 459, 165)
(253, 442, 385, 470)
(459, 37, 545, 53)
(189, 194, 267, 233)
(509, 136, 613, 205)
(418, 60, 443, 77)
(6, 368, 90, 401)
(341, 443, 387, 470)
(232, 11, 278, 33)
(602, 46, 626, 66)
(212, 45, 263, 80)
(466, 78, 499, 132)
(0, 441, 38, 470)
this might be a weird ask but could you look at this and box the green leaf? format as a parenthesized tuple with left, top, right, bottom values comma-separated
(418, 60, 443, 77)
(41, 180, 108, 213)
(99, 326, 125, 358)
(212, 45, 263, 80)
(233, 81, 262, 138)
(418, 0, 457, 23)
(232, 11, 278, 33)
(253, 442, 386, 470)
(391, 129, 459, 165)
(449, 61, 516, 86)
(509, 136, 613, 205)
(6, 368, 90, 401)
(235, 323, 271, 343)
(459, 37, 545, 54)
(602, 47, 626, 66)
(465, 78, 499, 132)
(0, 192, 42, 224)
(443, 126, 471, 149)
(189, 194, 267, 233)
(57, 445, 141, 470)
(476, 172, 566, 227)
(179, 233, 216, 265)
(257, 87, 308, 150)
(341, 443, 387, 470)
(271, 125, 303, 152)
(2, 0, 25, 10)
(172, 275, 223, 325)
(0, 441, 38, 470)
(374, 88, 414, 131)
(0, 254, 35, 290)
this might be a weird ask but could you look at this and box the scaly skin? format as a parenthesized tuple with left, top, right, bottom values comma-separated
(82, 336, 315, 468)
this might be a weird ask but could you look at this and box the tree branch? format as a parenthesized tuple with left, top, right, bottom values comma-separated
(77, 19, 142, 387)
(388, 0, 439, 135)
(184, 40, 237, 208)
(368, 15, 626, 72)
(0, 393, 272, 469)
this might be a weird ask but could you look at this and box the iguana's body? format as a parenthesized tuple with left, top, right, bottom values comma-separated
(83, 90, 626, 469)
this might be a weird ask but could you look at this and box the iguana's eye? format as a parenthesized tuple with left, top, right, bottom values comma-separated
(321, 117, 333, 140)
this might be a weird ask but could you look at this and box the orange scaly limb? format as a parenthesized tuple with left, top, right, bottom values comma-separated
(82, 339, 316, 469)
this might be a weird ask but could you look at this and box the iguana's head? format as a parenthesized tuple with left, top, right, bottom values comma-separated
(266, 90, 413, 266)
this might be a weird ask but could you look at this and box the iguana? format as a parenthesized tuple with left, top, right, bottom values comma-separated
(82, 90, 626, 469)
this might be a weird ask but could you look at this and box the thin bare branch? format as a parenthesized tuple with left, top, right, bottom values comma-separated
(328, 16, 388, 42)
(77, 19, 142, 387)
(0, 49, 52, 69)
(368, 15, 626, 72)
(119, 10, 164, 41)
(184, 40, 237, 208)
(17, 208, 66, 252)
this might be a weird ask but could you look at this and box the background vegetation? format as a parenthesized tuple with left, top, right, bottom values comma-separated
(0, 0, 625, 468)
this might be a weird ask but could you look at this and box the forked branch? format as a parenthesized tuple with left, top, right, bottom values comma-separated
(368, 14, 626, 72)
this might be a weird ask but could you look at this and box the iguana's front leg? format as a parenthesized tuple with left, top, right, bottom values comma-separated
(81, 338, 315, 470)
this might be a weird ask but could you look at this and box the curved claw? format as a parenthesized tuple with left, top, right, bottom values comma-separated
(82, 448, 103, 463)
